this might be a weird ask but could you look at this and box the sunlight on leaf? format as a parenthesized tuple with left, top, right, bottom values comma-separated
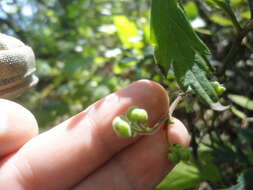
(211, 15, 233, 26)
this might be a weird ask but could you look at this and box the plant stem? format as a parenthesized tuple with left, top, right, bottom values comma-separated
(138, 92, 187, 136)
(168, 92, 187, 118)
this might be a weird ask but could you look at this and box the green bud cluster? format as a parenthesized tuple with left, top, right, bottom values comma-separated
(112, 106, 151, 138)
(168, 144, 191, 163)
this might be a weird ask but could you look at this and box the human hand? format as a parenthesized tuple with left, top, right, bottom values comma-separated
(0, 80, 190, 190)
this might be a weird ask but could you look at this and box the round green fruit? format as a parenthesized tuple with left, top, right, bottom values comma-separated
(127, 107, 148, 123)
(112, 116, 132, 138)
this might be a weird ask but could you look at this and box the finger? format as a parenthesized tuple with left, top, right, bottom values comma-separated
(167, 117, 190, 147)
(0, 99, 38, 159)
(0, 80, 169, 190)
(73, 118, 189, 190)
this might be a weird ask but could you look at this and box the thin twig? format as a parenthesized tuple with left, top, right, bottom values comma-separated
(169, 92, 187, 118)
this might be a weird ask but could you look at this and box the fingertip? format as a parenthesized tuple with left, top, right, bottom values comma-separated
(121, 80, 169, 126)
(167, 117, 190, 147)
(132, 80, 169, 107)
(136, 79, 169, 100)
(0, 99, 38, 157)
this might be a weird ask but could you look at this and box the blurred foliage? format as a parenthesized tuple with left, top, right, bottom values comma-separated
(1, 0, 253, 189)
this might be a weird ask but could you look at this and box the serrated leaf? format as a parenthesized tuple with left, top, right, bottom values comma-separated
(151, 0, 225, 110)
(151, 0, 210, 55)
(228, 94, 253, 111)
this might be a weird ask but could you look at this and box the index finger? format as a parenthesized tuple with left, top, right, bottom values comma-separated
(0, 80, 169, 190)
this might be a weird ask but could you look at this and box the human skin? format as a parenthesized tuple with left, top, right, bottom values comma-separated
(0, 80, 190, 190)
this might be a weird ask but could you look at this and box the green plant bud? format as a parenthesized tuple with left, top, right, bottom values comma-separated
(127, 107, 148, 122)
(168, 151, 180, 163)
(112, 116, 132, 138)
(211, 81, 226, 96)
(168, 144, 191, 163)
(178, 147, 191, 162)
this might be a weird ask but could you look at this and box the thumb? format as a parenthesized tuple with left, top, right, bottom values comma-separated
(0, 99, 38, 159)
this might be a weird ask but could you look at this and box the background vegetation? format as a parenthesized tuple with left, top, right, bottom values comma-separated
(1, 0, 253, 189)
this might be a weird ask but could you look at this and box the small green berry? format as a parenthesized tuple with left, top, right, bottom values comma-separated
(211, 81, 226, 96)
(127, 107, 148, 123)
(112, 116, 132, 138)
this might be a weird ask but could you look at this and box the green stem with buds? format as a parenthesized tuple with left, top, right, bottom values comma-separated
(112, 93, 187, 138)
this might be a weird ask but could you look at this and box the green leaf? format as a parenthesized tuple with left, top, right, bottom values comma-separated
(157, 144, 222, 190)
(228, 94, 253, 111)
(156, 162, 202, 190)
(240, 10, 251, 19)
(151, 0, 226, 110)
(151, 0, 210, 56)
(210, 15, 233, 26)
(230, 106, 247, 119)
